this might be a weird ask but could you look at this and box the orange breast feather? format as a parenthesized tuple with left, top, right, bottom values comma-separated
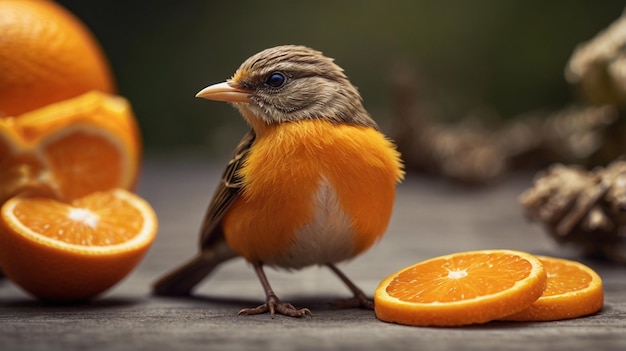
(222, 119, 403, 266)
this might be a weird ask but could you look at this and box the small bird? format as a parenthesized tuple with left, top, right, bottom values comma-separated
(153, 45, 404, 317)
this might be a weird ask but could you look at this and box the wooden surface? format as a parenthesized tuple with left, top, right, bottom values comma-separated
(1, 155, 625, 351)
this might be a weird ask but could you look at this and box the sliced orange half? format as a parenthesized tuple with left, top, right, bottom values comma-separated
(0, 189, 157, 301)
(0, 92, 141, 203)
(374, 250, 547, 327)
(501, 256, 603, 321)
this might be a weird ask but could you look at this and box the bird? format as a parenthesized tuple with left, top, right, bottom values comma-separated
(153, 45, 404, 317)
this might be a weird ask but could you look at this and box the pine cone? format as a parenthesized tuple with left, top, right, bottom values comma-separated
(520, 160, 626, 263)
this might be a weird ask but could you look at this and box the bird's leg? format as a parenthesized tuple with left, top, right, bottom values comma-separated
(327, 264, 374, 310)
(239, 262, 312, 318)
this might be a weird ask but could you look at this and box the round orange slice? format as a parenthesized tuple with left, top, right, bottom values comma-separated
(0, 189, 157, 301)
(374, 249, 547, 327)
(500, 256, 603, 321)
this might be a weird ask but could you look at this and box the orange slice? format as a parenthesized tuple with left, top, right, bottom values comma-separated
(0, 189, 157, 301)
(501, 256, 603, 321)
(0, 92, 141, 203)
(374, 250, 547, 326)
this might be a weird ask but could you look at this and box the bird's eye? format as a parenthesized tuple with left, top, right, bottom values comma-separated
(266, 72, 286, 88)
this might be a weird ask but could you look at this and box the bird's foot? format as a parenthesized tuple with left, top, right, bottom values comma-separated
(325, 264, 374, 310)
(238, 294, 312, 318)
(331, 291, 374, 310)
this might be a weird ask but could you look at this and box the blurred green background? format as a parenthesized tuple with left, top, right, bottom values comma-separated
(57, 0, 624, 156)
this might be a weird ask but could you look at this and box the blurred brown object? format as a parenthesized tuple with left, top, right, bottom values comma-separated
(390, 62, 508, 185)
(390, 12, 626, 264)
(566, 13, 626, 105)
(502, 105, 623, 168)
(391, 12, 626, 185)
(391, 64, 624, 184)
(520, 160, 626, 263)
(392, 13, 626, 185)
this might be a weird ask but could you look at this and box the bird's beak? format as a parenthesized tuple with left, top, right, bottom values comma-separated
(195, 81, 251, 103)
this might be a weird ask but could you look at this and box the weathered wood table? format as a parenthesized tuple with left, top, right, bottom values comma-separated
(1, 156, 625, 350)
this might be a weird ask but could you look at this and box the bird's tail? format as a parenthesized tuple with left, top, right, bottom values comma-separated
(152, 242, 238, 296)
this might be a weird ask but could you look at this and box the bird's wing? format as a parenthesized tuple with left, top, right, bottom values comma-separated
(199, 129, 256, 248)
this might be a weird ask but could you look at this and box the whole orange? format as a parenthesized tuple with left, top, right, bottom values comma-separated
(0, 0, 115, 117)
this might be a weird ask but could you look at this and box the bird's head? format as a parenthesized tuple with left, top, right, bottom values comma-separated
(196, 45, 378, 132)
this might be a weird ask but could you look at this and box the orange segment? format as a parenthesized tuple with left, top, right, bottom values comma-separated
(0, 189, 157, 301)
(0, 92, 141, 203)
(374, 250, 547, 326)
(0, 0, 114, 117)
(39, 123, 134, 201)
(501, 256, 603, 321)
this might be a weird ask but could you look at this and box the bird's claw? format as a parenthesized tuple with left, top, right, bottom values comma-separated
(238, 295, 312, 318)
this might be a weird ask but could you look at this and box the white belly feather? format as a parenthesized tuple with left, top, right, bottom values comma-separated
(271, 175, 356, 269)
